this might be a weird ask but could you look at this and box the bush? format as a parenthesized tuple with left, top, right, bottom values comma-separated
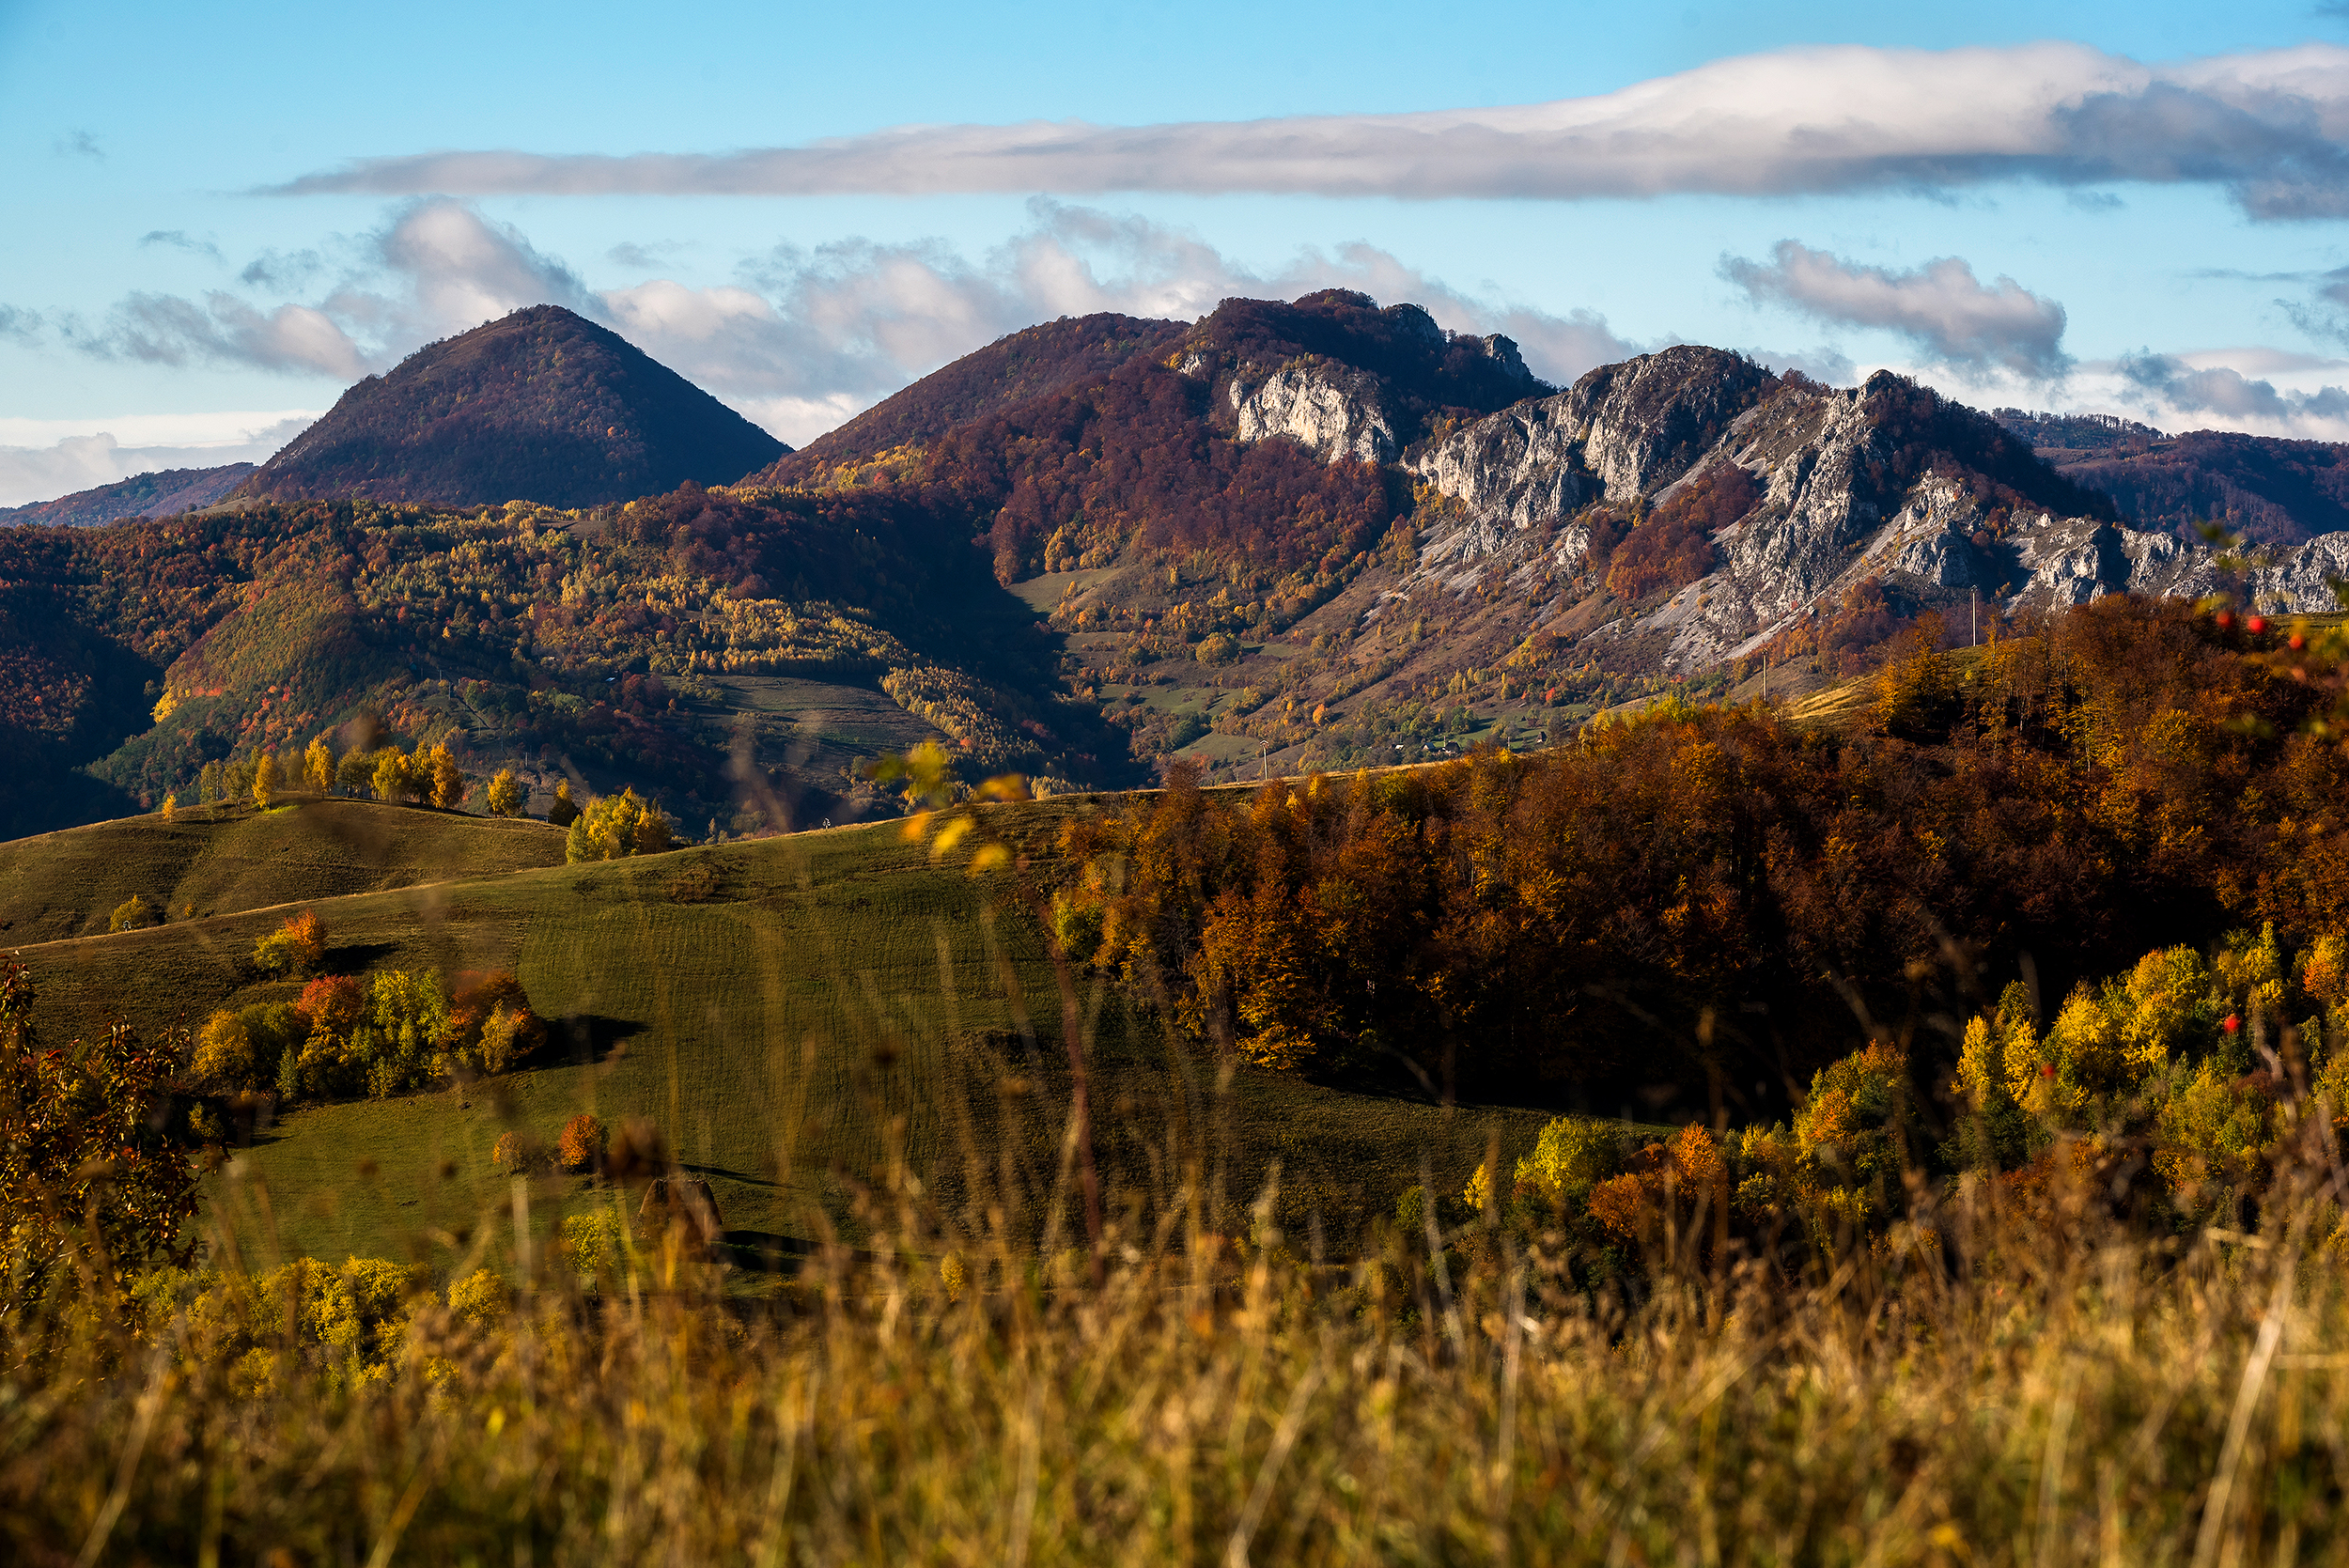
(558, 1112, 608, 1172)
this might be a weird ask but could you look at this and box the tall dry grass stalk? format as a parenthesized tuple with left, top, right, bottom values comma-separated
(7, 1108, 2349, 1566)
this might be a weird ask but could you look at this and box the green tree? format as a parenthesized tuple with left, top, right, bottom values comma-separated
(197, 759, 222, 805)
(335, 748, 374, 796)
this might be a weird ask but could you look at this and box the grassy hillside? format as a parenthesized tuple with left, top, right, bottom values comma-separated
(0, 795, 566, 943)
(10, 800, 1576, 1274)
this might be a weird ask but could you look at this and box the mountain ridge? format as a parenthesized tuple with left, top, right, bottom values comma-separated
(2, 463, 256, 528)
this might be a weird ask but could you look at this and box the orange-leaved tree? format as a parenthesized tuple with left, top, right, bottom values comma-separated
(558, 1112, 607, 1172)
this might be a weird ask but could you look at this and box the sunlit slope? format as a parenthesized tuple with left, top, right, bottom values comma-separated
(14, 806, 1551, 1269)
(0, 797, 568, 943)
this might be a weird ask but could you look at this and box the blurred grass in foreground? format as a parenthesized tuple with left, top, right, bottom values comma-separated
(8, 1106, 2349, 1566)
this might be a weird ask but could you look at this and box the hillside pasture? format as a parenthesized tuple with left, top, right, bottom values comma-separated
(9, 802, 1573, 1277)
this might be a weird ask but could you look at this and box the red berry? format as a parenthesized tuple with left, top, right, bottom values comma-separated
(2217, 612, 2235, 630)
(2248, 615, 2267, 633)
(2223, 1014, 2241, 1033)
(2291, 634, 2307, 651)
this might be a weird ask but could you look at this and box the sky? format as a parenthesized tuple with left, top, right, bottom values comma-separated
(6, 0, 2349, 505)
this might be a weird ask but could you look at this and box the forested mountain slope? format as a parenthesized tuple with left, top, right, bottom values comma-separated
(230, 306, 785, 508)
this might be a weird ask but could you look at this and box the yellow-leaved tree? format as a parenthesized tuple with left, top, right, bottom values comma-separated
(303, 732, 334, 794)
(485, 768, 523, 817)
(425, 741, 466, 809)
(372, 748, 412, 804)
(252, 750, 278, 807)
(565, 787, 673, 862)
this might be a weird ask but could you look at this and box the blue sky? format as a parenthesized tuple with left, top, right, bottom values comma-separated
(4, 0, 2349, 503)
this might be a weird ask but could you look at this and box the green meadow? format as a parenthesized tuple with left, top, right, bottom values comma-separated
(8, 795, 1573, 1277)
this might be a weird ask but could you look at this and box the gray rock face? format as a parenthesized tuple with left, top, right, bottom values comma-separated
(1393, 348, 2349, 676)
(1229, 361, 1398, 465)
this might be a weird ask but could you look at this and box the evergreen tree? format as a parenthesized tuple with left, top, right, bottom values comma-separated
(547, 778, 581, 828)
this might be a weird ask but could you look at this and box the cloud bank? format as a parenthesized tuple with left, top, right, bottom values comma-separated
(62, 199, 1641, 446)
(273, 43, 2349, 220)
(0, 416, 316, 510)
(1721, 241, 2069, 379)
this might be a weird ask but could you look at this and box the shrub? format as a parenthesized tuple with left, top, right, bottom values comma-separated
(558, 1112, 608, 1172)
(108, 895, 161, 933)
(253, 909, 326, 978)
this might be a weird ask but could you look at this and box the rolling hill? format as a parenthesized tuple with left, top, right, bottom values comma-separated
(228, 306, 786, 508)
(0, 795, 565, 944)
(0, 463, 255, 528)
(9, 798, 1556, 1268)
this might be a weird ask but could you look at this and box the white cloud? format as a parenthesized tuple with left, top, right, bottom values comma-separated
(0, 414, 316, 509)
(613, 201, 1641, 443)
(1720, 241, 2069, 380)
(2114, 351, 2349, 432)
(76, 201, 590, 380)
(272, 42, 2349, 220)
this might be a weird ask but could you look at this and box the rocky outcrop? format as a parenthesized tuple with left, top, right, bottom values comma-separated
(1229, 360, 1398, 465)
(1561, 347, 1781, 503)
(1393, 348, 2349, 678)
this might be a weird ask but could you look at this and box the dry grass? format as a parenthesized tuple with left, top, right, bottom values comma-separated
(9, 1094, 2349, 1566)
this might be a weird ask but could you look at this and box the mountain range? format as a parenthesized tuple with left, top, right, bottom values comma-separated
(6, 292, 2349, 840)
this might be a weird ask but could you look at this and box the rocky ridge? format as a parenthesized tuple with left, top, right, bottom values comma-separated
(1221, 344, 2345, 677)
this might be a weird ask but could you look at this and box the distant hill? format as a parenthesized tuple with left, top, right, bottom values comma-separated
(752, 313, 1186, 485)
(1993, 410, 2349, 547)
(1, 463, 256, 527)
(0, 795, 564, 944)
(1990, 410, 2167, 456)
(229, 305, 786, 508)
